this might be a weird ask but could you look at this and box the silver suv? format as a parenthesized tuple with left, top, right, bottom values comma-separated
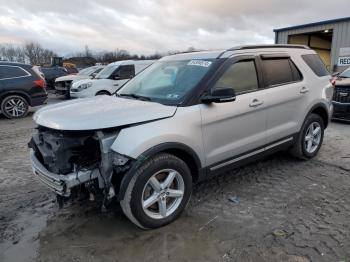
(29, 45, 333, 229)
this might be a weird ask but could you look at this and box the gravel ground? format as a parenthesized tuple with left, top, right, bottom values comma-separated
(0, 97, 349, 262)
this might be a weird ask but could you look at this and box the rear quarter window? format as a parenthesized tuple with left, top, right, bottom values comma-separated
(0, 65, 30, 80)
(302, 54, 329, 77)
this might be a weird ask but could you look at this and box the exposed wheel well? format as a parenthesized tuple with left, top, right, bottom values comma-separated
(161, 148, 200, 183)
(310, 106, 329, 128)
(96, 90, 111, 96)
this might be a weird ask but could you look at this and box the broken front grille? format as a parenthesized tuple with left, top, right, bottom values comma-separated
(29, 127, 101, 174)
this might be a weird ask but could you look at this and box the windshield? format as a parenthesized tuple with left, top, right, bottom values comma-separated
(95, 65, 118, 79)
(118, 59, 215, 105)
(79, 66, 100, 76)
(339, 67, 350, 78)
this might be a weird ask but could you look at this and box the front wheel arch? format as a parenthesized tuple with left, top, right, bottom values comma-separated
(306, 103, 329, 128)
(118, 143, 202, 201)
(96, 90, 111, 96)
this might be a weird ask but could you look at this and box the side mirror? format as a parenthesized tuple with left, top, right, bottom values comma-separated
(201, 87, 236, 104)
(91, 72, 97, 78)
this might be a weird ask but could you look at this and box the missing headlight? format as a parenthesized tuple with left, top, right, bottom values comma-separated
(113, 153, 130, 166)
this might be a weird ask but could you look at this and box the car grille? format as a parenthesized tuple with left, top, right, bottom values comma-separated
(55, 81, 72, 88)
(333, 86, 350, 104)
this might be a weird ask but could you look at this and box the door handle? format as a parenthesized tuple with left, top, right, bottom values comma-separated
(249, 99, 264, 107)
(300, 87, 309, 94)
(114, 84, 119, 86)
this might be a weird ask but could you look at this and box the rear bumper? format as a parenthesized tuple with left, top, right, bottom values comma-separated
(29, 149, 99, 196)
(30, 94, 48, 107)
(332, 101, 350, 121)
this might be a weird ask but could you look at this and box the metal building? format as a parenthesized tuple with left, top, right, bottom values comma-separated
(274, 17, 350, 72)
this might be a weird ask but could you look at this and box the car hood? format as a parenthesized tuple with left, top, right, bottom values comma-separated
(55, 75, 89, 82)
(34, 96, 177, 130)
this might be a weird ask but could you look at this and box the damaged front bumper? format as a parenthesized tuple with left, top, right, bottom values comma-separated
(30, 149, 100, 197)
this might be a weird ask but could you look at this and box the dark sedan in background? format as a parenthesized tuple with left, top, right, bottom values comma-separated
(41, 67, 69, 89)
(333, 67, 350, 121)
(0, 62, 47, 119)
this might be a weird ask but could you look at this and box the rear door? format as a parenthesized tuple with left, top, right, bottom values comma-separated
(200, 56, 267, 168)
(259, 54, 306, 143)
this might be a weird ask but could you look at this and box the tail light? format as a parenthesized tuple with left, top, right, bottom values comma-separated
(330, 78, 336, 87)
(34, 79, 46, 89)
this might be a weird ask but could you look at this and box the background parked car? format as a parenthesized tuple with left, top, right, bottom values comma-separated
(54, 65, 104, 98)
(0, 62, 47, 119)
(66, 67, 79, 75)
(332, 67, 350, 121)
(70, 60, 155, 98)
(41, 66, 69, 89)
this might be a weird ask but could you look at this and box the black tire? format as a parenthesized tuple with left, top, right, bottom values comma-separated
(96, 91, 110, 96)
(290, 113, 324, 160)
(1, 95, 29, 119)
(120, 153, 192, 229)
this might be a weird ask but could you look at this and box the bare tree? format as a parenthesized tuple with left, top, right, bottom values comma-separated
(23, 41, 56, 65)
(0, 44, 25, 62)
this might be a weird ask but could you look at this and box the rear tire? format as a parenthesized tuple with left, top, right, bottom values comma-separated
(96, 91, 110, 96)
(120, 153, 192, 229)
(1, 95, 29, 119)
(290, 113, 324, 160)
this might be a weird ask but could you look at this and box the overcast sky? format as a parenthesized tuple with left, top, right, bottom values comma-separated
(0, 0, 349, 56)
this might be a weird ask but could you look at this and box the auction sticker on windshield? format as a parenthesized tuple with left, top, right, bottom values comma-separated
(188, 60, 212, 67)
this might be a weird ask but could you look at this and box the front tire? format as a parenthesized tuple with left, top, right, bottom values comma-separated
(1, 95, 29, 119)
(120, 153, 192, 229)
(290, 113, 324, 160)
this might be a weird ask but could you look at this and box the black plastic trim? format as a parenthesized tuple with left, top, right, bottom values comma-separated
(118, 142, 203, 200)
(228, 45, 310, 51)
(260, 53, 291, 59)
(206, 135, 297, 176)
(307, 103, 330, 128)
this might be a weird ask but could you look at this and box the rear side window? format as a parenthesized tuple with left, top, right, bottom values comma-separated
(117, 65, 135, 79)
(0, 66, 30, 80)
(302, 54, 329, 77)
(261, 58, 302, 87)
(213, 60, 259, 94)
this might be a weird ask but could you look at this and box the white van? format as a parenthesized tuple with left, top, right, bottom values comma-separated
(55, 65, 105, 98)
(70, 60, 155, 98)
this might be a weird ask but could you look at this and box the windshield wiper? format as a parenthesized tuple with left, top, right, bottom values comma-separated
(118, 93, 152, 101)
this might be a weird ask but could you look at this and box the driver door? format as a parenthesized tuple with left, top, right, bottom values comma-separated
(111, 65, 135, 92)
(200, 56, 267, 169)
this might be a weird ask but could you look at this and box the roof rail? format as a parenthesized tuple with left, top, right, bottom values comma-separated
(227, 44, 310, 51)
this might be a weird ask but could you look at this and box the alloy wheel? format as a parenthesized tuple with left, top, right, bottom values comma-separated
(4, 97, 27, 118)
(304, 122, 322, 154)
(142, 169, 185, 219)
